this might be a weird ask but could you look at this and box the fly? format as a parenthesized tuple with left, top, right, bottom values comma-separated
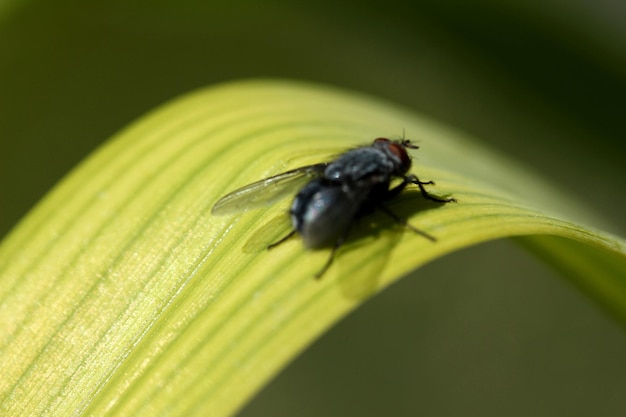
(212, 137, 456, 278)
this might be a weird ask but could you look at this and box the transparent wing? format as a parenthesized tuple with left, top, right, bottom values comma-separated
(211, 163, 328, 215)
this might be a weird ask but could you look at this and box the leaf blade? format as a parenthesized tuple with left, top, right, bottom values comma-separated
(0, 80, 624, 417)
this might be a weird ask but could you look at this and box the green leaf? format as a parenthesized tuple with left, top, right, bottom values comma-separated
(0, 79, 624, 417)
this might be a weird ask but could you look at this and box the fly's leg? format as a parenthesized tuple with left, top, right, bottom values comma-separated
(385, 177, 411, 200)
(378, 204, 436, 241)
(404, 174, 456, 203)
(268, 226, 350, 279)
(314, 224, 353, 279)
(268, 229, 297, 249)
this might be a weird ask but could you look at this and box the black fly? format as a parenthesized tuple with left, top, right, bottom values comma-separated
(212, 137, 456, 278)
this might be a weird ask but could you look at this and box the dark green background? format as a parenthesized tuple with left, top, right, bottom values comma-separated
(1, 1, 625, 415)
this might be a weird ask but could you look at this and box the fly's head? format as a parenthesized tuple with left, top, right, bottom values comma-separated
(373, 137, 417, 175)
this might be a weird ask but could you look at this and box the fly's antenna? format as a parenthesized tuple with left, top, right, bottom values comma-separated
(399, 129, 418, 149)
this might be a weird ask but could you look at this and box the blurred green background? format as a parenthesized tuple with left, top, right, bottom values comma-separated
(1, 0, 625, 415)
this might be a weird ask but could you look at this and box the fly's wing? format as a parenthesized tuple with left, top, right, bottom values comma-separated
(211, 163, 328, 215)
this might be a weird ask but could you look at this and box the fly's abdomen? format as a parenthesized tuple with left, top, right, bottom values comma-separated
(290, 179, 360, 249)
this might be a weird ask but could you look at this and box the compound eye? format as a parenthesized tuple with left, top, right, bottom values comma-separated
(388, 142, 412, 172)
(373, 137, 391, 145)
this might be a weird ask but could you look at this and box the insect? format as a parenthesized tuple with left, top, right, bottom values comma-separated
(212, 137, 456, 278)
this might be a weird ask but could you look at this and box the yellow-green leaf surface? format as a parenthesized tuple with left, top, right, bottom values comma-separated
(0, 80, 625, 417)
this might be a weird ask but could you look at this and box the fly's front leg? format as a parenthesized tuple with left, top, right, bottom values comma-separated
(404, 174, 456, 203)
(385, 177, 411, 200)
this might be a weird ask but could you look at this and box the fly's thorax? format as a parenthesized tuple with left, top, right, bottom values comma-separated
(324, 146, 396, 183)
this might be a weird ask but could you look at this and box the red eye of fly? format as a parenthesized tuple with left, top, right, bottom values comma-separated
(383, 142, 411, 173)
(373, 137, 414, 173)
